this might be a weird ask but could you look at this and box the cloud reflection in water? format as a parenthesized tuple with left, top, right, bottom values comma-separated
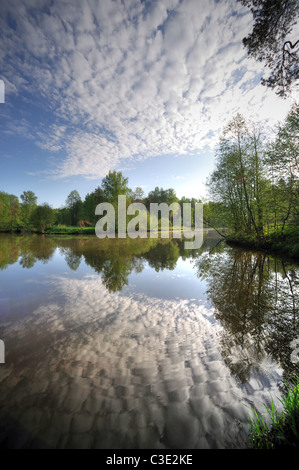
(0, 272, 283, 449)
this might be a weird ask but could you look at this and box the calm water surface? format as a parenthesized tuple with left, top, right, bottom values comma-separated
(0, 231, 298, 449)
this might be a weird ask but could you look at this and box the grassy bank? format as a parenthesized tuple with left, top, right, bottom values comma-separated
(0, 226, 96, 235)
(248, 377, 299, 449)
(45, 225, 95, 234)
(44, 225, 199, 236)
(226, 228, 299, 260)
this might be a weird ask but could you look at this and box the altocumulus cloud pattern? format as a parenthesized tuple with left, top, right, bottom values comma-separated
(0, 274, 283, 449)
(0, 0, 294, 181)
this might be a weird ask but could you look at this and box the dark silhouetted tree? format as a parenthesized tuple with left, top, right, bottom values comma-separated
(238, 0, 299, 97)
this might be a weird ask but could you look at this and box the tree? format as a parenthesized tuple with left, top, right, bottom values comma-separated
(0, 192, 10, 229)
(101, 171, 130, 203)
(100, 171, 131, 232)
(81, 187, 104, 225)
(145, 187, 178, 208)
(145, 187, 179, 229)
(265, 102, 299, 232)
(20, 190, 37, 227)
(81, 193, 97, 224)
(55, 207, 71, 226)
(8, 195, 21, 230)
(208, 114, 266, 239)
(30, 204, 55, 233)
(0, 192, 21, 230)
(238, 0, 299, 97)
(131, 187, 145, 202)
(65, 190, 82, 226)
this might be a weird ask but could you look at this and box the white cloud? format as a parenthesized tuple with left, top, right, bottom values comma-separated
(1, 273, 283, 448)
(0, 0, 296, 179)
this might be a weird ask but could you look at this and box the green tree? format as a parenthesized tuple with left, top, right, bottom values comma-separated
(208, 114, 266, 239)
(93, 186, 104, 205)
(65, 190, 82, 226)
(20, 190, 37, 227)
(146, 187, 178, 208)
(30, 204, 55, 233)
(81, 192, 97, 224)
(55, 207, 71, 226)
(238, 0, 299, 97)
(101, 171, 131, 232)
(81, 187, 104, 225)
(101, 171, 130, 203)
(0, 191, 10, 229)
(0, 193, 21, 230)
(145, 187, 179, 227)
(131, 187, 145, 202)
(265, 102, 299, 232)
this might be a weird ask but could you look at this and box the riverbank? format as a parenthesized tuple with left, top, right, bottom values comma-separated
(45, 225, 95, 234)
(226, 228, 299, 260)
(1, 225, 204, 236)
(0, 226, 96, 235)
(248, 376, 299, 449)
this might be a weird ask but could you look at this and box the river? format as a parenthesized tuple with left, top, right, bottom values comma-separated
(0, 230, 298, 449)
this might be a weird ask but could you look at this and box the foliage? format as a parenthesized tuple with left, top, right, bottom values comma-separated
(208, 104, 299, 254)
(30, 204, 55, 233)
(65, 190, 82, 226)
(208, 113, 267, 239)
(145, 186, 178, 208)
(20, 190, 37, 227)
(238, 0, 299, 97)
(101, 171, 130, 203)
(0, 191, 21, 230)
(1, 176, 198, 234)
(45, 225, 95, 234)
(130, 186, 145, 202)
(265, 102, 299, 232)
(249, 376, 299, 449)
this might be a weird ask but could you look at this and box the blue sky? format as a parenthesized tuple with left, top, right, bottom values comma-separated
(0, 0, 297, 208)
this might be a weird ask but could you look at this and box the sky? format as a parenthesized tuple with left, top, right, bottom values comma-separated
(0, 0, 297, 208)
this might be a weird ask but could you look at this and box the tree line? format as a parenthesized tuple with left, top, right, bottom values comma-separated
(207, 102, 298, 244)
(0, 174, 202, 234)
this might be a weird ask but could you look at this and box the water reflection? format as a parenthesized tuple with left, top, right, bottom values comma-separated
(0, 233, 218, 293)
(195, 246, 299, 383)
(0, 232, 298, 449)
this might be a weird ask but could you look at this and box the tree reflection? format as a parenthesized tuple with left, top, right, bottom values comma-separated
(0, 233, 212, 293)
(145, 241, 180, 271)
(0, 235, 21, 270)
(2, 232, 298, 382)
(0, 234, 56, 270)
(59, 247, 81, 271)
(19, 235, 56, 267)
(101, 258, 132, 292)
(195, 247, 299, 382)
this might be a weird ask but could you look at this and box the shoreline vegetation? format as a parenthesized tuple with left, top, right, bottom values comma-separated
(1, 224, 298, 261)
(226, 228, 299, 260)
(248, 376, 299, 449)
(207, 103, 299, 263)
